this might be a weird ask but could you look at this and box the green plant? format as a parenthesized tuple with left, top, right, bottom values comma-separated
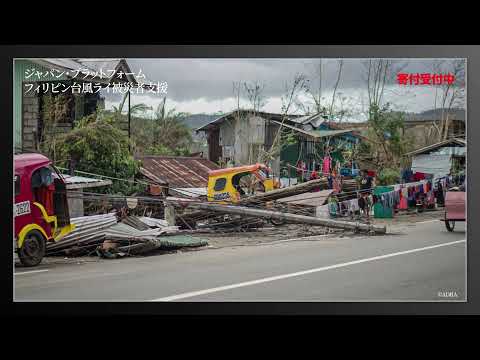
(151, 101, 192, 151)
(39, 93, 73, 157)
(377, 167, 400, 186)
(55, 113, 144, 195)
(357, 103, 414, 172)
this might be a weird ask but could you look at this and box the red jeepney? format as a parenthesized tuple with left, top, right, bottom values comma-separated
(14, 153, 75, 266)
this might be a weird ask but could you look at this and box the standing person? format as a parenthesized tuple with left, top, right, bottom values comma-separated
(322, 154, 332, 176)
(358, 191, 372, 221)
(360, 170, 373, 190)
(359, 170, 374, 220)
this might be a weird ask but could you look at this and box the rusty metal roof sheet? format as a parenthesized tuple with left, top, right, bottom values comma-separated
(138, 156, 220, 188)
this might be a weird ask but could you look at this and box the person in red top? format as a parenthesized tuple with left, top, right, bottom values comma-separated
(310, 166, 321, 191)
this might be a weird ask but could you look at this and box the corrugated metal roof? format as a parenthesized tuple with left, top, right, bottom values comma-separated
(138, 156, 220, 188)
(404, 138, 466, 156)
(62, 175, 112, 189)
(309, 129, 354, 138)
(196, 110, 303, 132)
(288, 113, 326, 125)
(171, 187, 207, 198)
(270, 121, 321, 138)
(270, 120, 354, 139)
(63, 175, 106, 184)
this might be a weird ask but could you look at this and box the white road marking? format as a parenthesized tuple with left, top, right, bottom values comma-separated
(151, 239, 466, 301)
(15, 269, 49, 276)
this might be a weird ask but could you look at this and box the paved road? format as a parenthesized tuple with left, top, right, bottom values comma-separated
(14, 220, 466, 301)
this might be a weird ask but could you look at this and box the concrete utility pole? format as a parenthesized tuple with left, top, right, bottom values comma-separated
(191, 202, 387, 234)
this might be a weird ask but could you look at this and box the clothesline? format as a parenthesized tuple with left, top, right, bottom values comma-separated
(325, 179, 435, 219)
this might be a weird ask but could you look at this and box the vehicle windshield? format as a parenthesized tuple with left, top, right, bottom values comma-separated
(257, 168, 271, 180)
(50, 165, 65, 181)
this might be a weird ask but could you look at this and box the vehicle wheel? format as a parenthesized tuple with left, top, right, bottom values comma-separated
(445, 219, 455, 232)
(18, 230, 46, 267)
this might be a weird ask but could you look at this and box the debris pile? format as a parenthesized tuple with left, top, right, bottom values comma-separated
(172, 178, 385, 235)
(46, 213, 208, 258)
(48, 178, 386, 260)
(46, 213, 117, 256)
(98, 222, 207, 258)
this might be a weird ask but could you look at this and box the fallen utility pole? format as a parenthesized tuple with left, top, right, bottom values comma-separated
(190, 202, 386, 234)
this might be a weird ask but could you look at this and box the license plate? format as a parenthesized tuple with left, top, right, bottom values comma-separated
(15, 201, 31, 217)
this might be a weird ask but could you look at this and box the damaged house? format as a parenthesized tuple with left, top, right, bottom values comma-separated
(404, 137, 466, 180)
(196, 110, 364, 179)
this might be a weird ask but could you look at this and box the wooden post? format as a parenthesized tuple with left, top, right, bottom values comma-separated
(128, 89, 131, 151)
(164, 202, 176, 226)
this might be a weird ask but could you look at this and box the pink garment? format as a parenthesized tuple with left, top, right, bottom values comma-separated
(322, 156, 331, 175)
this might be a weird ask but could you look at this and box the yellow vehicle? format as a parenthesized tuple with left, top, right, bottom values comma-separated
(207, 163, 280, 203)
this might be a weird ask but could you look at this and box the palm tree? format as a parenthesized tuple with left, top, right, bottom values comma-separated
(152, 97, 191, 150)
(112, 102, 152, 117)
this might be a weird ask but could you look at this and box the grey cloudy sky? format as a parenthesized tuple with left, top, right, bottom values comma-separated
(103, 58, 465, 120)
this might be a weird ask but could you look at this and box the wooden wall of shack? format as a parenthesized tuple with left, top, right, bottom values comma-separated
(207, 129, 222, 164)
(214, 114, 281, 174)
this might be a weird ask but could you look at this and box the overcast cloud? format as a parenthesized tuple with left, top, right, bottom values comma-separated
(103, 58, 465, 121)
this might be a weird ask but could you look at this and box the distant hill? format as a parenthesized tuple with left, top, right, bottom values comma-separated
(405, 108, 465, 122)
(180, 114, 221, 129)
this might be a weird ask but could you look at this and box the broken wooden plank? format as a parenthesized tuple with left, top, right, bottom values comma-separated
(276, 189, 334, 206)
(239, 178, 358, 204)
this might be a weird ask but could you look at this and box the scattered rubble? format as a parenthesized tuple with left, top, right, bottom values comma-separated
(46, 178, 389, 261)
(46, 213, 208, 258)
(46, 213, 117, 256)
(172, 178, 366, 232)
